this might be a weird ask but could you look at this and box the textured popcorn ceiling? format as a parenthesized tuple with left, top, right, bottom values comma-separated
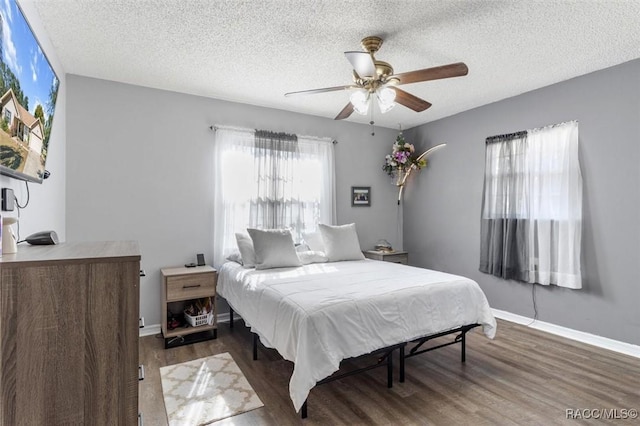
(33, 0, 640, 129)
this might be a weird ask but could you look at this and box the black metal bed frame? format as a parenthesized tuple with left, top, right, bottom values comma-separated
(229, 306, 480, 418)
(252, 334, 402, 419)
(399, 323, 480, 383)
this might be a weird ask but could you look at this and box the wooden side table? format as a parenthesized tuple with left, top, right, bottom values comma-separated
(363, 250, 409, 265)
(161, 265, 217, 348)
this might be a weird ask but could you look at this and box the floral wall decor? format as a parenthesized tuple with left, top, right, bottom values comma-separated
(383, 131, 446, 204)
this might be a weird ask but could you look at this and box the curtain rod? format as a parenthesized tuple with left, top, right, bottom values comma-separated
(209, 124, 337, 144)
(486, 120, 578, 143)
(485, 131, 526, 144)
(210, 124, 253, 134)
(298, 134, 338, 144)
(528, 120, 578, 133)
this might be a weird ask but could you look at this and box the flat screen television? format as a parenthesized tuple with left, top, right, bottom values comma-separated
(0, 0, 59, 184)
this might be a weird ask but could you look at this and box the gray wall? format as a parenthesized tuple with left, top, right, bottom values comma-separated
(0, 1, 66, 243)
(404, 59, 640, 345)
(66, 75, 401, 326)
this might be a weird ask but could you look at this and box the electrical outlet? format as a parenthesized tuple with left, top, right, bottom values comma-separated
(1, 188, 14, 211)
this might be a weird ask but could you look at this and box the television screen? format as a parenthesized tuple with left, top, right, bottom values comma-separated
(0, 0, 59, 183)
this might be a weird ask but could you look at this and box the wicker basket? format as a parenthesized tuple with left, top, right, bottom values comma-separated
(184, 311, 213, 327)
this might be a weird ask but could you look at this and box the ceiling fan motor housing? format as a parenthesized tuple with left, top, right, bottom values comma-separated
(358, 36, 394, 80)
(374, 61, 394, 80)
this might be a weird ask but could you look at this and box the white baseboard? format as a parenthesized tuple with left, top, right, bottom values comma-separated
(139, 324, 161, 337)
(492, 308, 640, 359)
(139, 313, 232, 337)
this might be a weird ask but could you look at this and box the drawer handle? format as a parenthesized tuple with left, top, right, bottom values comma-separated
(183, 284, 201, 289)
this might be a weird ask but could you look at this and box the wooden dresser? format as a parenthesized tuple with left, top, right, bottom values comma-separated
(0, 241, 141, 425)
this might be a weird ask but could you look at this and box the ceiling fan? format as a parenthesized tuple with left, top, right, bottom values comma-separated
(285, 36, 469, 121)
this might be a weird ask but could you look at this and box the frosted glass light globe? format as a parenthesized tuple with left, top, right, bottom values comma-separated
(350, 90, 370, 115)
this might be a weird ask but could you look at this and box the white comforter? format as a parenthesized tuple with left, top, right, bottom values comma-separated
(218, 259, 496, 411)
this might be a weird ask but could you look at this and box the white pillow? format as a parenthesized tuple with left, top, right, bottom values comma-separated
(235, 233, 256, 268)
(297, 250, 328, 265)
(247, 228, 302, 270)
(295, 243, 311, 252)
(303, 231, 325, 252)
(318, 223, 365, 262)
(226, 251, 244, 265)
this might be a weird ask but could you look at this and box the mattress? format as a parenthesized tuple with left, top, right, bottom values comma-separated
(218, 259, 496, 411)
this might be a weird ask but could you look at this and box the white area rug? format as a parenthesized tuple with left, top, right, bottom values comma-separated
(160, 352, 263, 425)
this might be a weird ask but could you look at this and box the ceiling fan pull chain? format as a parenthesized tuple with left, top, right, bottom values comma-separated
(370, 105, 375, 136)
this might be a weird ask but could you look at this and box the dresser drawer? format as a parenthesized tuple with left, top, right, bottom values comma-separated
(166, 272, 216, 301)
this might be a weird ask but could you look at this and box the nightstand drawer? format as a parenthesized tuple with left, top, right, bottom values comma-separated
(166, 272, 216, 300)
(381, 253, 408, 264)
(363, 250, 409, 265)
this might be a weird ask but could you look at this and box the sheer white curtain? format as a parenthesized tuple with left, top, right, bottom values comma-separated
(212, 126, 335, 267)
(526, 122, 582, 288)
(480, 121, 582, 289)
(480, 131, 530, 281)
(295, 134, 336, 234)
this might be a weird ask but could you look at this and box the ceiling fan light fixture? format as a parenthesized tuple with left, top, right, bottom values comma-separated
(378, 100, 395, 114)
(350, 89, 370, 115)
(377, 87, 396, 113)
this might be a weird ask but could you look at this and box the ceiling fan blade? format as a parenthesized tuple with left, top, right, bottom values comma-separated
(344, 51, 376, 78)
(391, 62, 468, 86)
(285, 85, 356, 97)
(393, 88, 432, 112)
(334, 103, 354, 120)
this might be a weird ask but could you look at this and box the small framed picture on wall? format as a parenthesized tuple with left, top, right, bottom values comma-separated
(351, 186, 371, 207)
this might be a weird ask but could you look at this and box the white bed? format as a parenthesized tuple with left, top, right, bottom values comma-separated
(218, 259, 496, 412)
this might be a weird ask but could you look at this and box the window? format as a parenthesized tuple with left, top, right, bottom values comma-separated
(4, 109, 11, 124)
(479, 121, 582, 289)
(17, 123, 28, 141)
(212, 126, 335, 267)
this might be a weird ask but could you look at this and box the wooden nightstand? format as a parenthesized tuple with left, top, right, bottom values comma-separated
(161, 265, 217, 348)
(363, 250, 409, 265)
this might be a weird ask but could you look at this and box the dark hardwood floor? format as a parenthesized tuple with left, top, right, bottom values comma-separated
(139, 319, 640, 425)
